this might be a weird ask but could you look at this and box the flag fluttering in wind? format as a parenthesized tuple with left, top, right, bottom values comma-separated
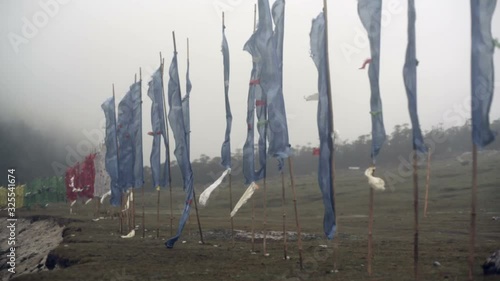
(230, 182, 259, 217)
(101, 96, 121, 206)
(304, 93, 319, 101)
(93, 143, 111, 203)
(65, 165, 78, 203)
(310, 12, 336, 240)
(242, 1, 268, 184)
(148, 66, 170, 189)
(220, 23, 232, 170)
(358, 0, 386, 161)
(183, 56, 192, 155)
(471, 0, 497, 148)
(403, 0, 427, 154)
(230, 0, 273, 218)
(242, 65, 257, 185)
(199, 21, 233, 206)
(266, 0, 290, 169)
(117, 82, 143, 190)
(165, 51, 194, 249)
(80, 153, 96, 200)
(199, 168, 231, 206)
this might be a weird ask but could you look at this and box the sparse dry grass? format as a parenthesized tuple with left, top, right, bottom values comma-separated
(6, 153, 500, 281)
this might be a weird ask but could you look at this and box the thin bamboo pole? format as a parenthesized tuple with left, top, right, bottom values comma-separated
(133, 68, 142, 231)
(281, 170, 287, 260)
(413, 151, 419, 281)
(251, 193, 255, 251)
(159, 52, 173, 238)
(249, 6, 258, 254)
(142, 186, 145, 238)
(424, 152, 431, 218)
(468, 144, 478, 280)
(263, 177, 268, 256)
(323, 0, 338, 271)
(229, 173, 234, 245)
(178, 32, 204, 244)
(113, 84, 123, 235)
(95, 197, 99, 218)
(367, 174, 374, 276)
(288, 158, 303, 270)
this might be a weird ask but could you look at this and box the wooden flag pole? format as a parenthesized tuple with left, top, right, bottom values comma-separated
(159, 51, 175, 238)
(288, 158, 303, 270)
(423, 152, 431, 218)
(142, 185, 145, 238)
(368, 185, 374, 276)
(162, 55, 174, 237)
(229, 172, 235, 245)
(222, 13, 235, 247)
(323, 0, 338, 271)
(133, 68, 142, 232)
(159, 52, 168, 239)
(281, 170, 287, 260)
(413, 151, 419, 281)
(468, 144, 478, 280)
(113, 84, 124, 235)
(180, 33, 204, 244)
(95, 197, 99, 218)
(248, 9, 258, 253)
(263, 177, 268, 256)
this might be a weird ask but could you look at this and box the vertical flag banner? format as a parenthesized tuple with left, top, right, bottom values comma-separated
(243, 4, 267, 183)
(94, 143, 111, 201)
(267, 0, 290, 169)
(80, 153, 96, 200)
(471, 0, 497, 147)
(220, 24, 232, 169)
(65, 165, 78, 203)
(199, 20, 233, 206)
(117, 82, 143, 190)
(165, 51, 194, 248)
(310, 12, 336, 240)
(148, 67, 170, 189)
(101, 96, 121, 206)
(183, 57, 192, 156)
(358, 0, 386, 161)
(403, 0, 427, 154)
(243, 64, 257, 185)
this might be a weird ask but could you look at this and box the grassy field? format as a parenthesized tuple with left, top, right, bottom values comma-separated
(4, 152, 500, 281)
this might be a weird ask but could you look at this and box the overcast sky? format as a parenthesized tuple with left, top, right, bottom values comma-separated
(1, 0, 499, 162)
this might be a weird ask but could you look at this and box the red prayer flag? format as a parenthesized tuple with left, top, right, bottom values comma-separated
(255, 100, 265, 106)
(359, 58, 372, 70)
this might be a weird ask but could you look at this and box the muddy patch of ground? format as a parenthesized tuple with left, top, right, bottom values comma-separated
(0, 217, 67, 281)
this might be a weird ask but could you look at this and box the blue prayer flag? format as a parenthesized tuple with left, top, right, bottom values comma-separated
(471, 0, 497, 147)
(101, 96, 121, 206)
(220, 24, 233, 169)
(147, 67, 170, 188)
(358, 0, 386, 161)
(117, 81, 143, 189)
(310, 12, 336, 240)
(165, 52, 195, 249)
(403, 0, 427, 154)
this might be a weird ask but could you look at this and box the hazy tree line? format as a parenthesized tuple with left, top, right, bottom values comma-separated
(1, 118, 499, 188)
(156, 118, 500, 189)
